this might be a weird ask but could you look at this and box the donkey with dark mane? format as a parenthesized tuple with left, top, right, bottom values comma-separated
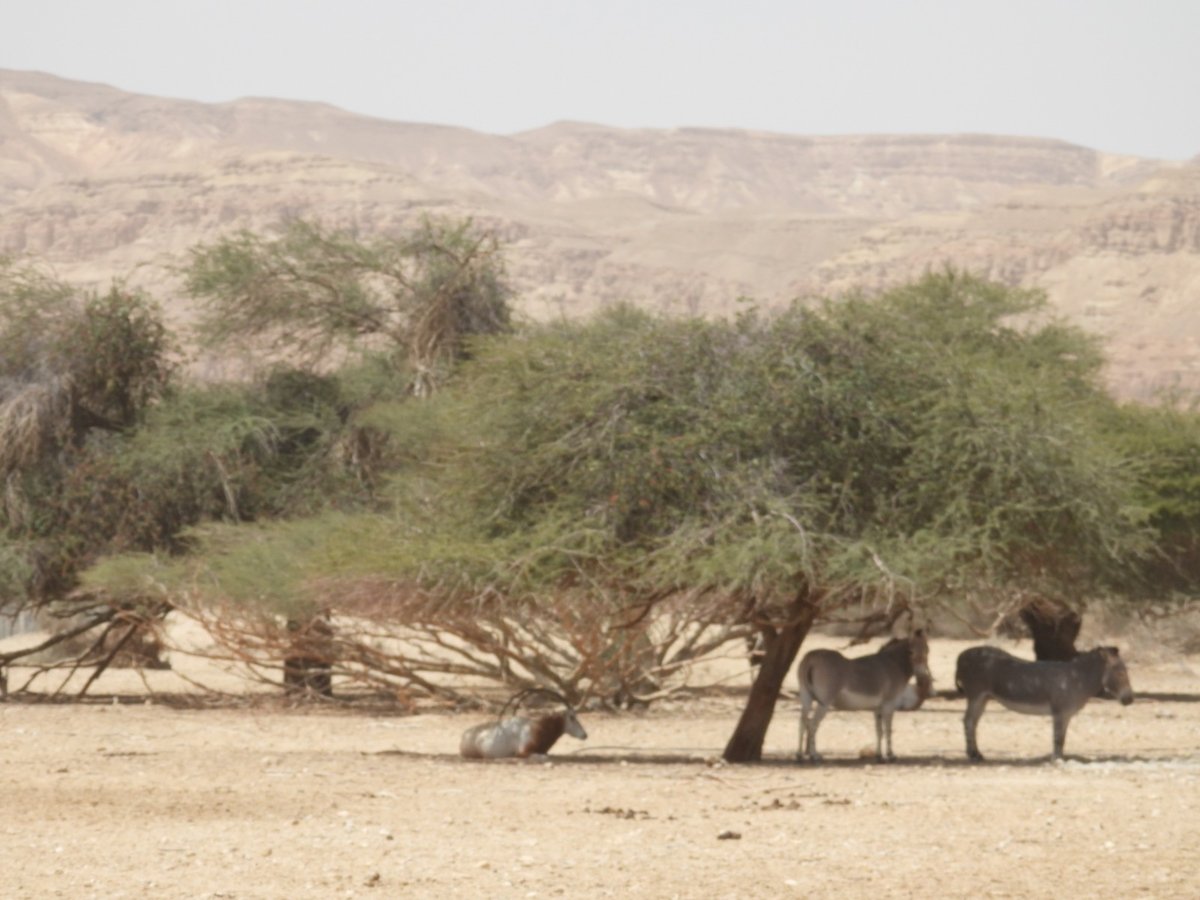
(955, 645, 1133, 761)
(797, 631, 931, 762)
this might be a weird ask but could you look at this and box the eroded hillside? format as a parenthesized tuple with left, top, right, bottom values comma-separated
(2, 68, 1198, 398)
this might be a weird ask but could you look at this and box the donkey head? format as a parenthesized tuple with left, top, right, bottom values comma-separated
(882, 630, 932, 684)
(1099, 646, 1134, 706)
(906, 629, 931, 683)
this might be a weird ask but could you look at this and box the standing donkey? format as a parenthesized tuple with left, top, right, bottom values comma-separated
(955, 645, 1133, 761)
(797, 631, 931, 762)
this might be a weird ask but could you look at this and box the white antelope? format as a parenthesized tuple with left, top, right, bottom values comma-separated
(459, 689, 588, 759)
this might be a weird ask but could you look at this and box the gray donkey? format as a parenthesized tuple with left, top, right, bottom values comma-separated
(955, 645, 1133, 761)
(797, 631, 931, 762)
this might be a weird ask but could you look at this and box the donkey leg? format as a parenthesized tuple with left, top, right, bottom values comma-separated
(797, 695, 812, 761)
(1051, 712, 1070, 761)
(805, 705, 829, 762)
(878, 707, 897, 761)
(963, 694, 988, 761)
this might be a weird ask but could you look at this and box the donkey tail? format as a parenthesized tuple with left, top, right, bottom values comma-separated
(797, 654, 818, 701)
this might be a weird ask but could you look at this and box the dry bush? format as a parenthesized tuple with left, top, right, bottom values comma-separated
(170, 581, 756, 709)
(0, 596, 173, 698)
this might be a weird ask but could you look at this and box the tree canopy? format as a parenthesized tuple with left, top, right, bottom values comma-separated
(427, 272, 1143, 611)
(183, 216, 512, 395)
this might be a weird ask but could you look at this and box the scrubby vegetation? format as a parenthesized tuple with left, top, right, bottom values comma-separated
(3, 220, 1199, 761)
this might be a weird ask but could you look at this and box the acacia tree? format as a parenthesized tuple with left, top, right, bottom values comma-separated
(400, 271, 1148, 760)
(183, 216, 512, 394)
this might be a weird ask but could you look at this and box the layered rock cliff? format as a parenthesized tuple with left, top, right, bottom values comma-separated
(2, 69, 1198, 398)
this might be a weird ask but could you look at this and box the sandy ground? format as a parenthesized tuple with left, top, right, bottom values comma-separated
(2, 636, 1199, 899)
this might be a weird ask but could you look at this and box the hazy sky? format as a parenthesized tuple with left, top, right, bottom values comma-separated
(4, 0, 1198, 159)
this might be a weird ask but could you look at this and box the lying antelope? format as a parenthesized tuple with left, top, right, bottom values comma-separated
(460, 689, 588, 759)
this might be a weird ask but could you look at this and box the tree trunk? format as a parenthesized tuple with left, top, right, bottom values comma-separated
(283, 615, 335, 698)
(723, 604, 816, 763)
(1019, 599, 1081, 661)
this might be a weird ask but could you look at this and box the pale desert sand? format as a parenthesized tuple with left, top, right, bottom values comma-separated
(2, 635, 1198, 899)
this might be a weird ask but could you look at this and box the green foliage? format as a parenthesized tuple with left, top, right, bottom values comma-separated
(2, 351, 399, 607)
(0, 540, 34, 609)
(0, 265, 173, 412)
(0, 258, 75, 378)
(1102, 400, 1200, 593)
(82, 512, 403, 621)
(397, 271, 1148, 620)
(75, 365, 401, 550)
(183, 216, 513, 393)
(793, 272, 1141, 598)
(1, 263, 174, 475)
(445, 307, 730, 536)
(68, 285, 175, 429)
(1, 262, 176, 603)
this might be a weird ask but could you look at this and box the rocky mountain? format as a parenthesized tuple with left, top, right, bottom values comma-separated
(2, 68, 1198, 399)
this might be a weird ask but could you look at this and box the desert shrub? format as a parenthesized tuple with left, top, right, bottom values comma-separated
(88, 273, 1151, 734)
